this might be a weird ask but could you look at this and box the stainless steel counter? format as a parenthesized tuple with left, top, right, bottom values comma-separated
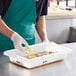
(0, 43, 76, 76)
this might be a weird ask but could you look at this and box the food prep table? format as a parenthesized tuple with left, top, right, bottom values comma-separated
(0, 43, 76, 76)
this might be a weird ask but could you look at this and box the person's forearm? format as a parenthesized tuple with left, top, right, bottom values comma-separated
(36, 16, 48, 41)
(0, 16, 14, 39)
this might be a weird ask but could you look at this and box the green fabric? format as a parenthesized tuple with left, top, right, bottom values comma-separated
(0, 0, 36, 52)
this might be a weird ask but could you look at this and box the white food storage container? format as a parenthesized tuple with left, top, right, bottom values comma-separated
(4, 42, 72, 69)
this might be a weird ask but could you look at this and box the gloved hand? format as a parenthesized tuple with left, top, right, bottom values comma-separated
(11, 32, 30, 53)
(42, 39, 49, 42)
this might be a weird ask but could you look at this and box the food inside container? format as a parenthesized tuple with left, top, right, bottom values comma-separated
(24, 51, 57, 59)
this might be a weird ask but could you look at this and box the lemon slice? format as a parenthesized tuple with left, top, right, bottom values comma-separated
(25, 54, 37, 59)
(25, 47, 33, 54)
(55, 5, 60, 8)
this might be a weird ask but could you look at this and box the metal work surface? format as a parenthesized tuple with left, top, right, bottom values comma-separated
(0, 43, 76, 76)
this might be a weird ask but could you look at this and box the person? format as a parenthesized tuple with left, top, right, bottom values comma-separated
(0, 0, 49, 52)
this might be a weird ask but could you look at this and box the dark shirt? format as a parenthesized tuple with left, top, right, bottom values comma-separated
(0, 0, 48, 21)
(0, 0, 11, 17)
(36, 0, 48, 21)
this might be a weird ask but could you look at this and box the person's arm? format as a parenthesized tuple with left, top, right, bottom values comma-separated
(0, 16, 30, 53)
(0, 16, 14, 38)
(36, 16, 48, 42)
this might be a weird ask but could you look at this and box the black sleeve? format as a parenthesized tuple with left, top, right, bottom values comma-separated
(40, 0, 48, 16)
(0, 0, 3, 16)
(0, 0, 11, 17)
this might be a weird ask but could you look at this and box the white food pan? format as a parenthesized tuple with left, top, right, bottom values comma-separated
(4, 42, 72, 69)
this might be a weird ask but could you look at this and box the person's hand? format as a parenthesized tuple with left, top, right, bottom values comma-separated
(11, 32, 30, 53)
(42, 39, 49, 43)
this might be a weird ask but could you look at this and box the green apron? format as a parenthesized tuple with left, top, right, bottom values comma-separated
(0, 0, 36, 52)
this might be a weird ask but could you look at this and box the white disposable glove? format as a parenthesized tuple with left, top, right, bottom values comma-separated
(42, 39, 49, 42)
(11, 32, 30, 53)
